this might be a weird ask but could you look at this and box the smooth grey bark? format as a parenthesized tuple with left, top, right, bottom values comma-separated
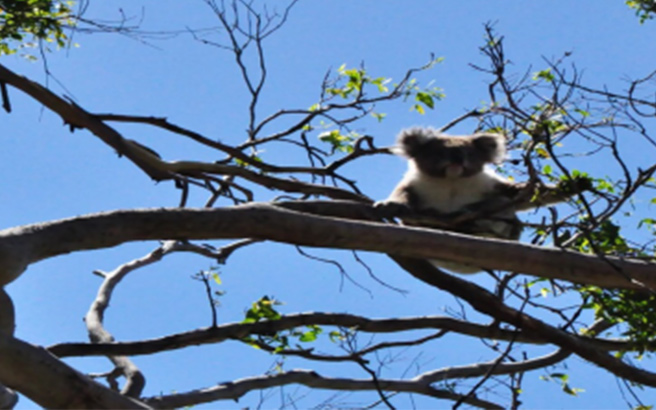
(0, 333, 150, 409)
(0, 203, 652, 289)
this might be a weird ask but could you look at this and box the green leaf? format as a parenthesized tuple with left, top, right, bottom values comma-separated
(533, 68, 555, 82)
(318, 130, 355, 153)
(535, 147, 550, 158)
(574, 108, 590, 117)
(299, 331, 318, 342)
(526, 278, 548, 288)
(234, 154, 262, 168)
(371, 77, 390, 92)
(298, 325, 322, 342)
(242, 296, 282, 323)
(415, 92, 435, 109)
(595, 178, 616, 193)
(550, 373, 568, 381)
(563, 383, 584, 396)
(211, 272, 222, 285)
(0, 0, 75, 57)
(329, 330, 343, 342)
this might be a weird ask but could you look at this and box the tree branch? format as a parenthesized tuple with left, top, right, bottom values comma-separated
(0, 64, 367, 202)
(391, 257, 656, 390)
(142, 369, 502, 409)
(85, 244, 183, 398)
(49, 313, 543, 358)
(0, 333, 149, 409)
(0, 202, 653, 289)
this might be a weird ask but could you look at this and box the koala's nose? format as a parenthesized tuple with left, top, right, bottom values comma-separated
(450, 150, 465, 164)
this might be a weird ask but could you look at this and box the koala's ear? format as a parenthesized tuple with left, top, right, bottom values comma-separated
(396, 127, 438, 157)
(472, 133, 506, 164)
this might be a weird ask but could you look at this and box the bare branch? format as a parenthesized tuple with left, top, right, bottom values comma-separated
(48, 313, 539, 358)
(418, 349, 570, 384)
(392, 257, 656, 389)
(0, 64, 367, 202)
(0, 333, 149, 409)
(48, 311, 650, 360)
(142, 369, 503, 409)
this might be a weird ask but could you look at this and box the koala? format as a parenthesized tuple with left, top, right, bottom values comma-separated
(376, 127, 586, 274)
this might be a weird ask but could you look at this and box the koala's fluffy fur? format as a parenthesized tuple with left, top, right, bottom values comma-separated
(378, 127, 568, 274)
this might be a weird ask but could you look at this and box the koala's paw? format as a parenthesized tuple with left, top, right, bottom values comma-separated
(373, 200, 411, 219)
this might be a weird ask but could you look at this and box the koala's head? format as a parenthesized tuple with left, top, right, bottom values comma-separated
(397, 127, 506, 178)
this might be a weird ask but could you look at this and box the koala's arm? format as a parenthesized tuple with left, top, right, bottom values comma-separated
(374, 183, 458, 230)
(374, 183, 418, 218)
(495, 176, 593, 211)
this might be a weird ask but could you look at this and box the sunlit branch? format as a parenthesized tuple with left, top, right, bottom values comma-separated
(48, 313, 537, 358)
(142, 369, 503, 409)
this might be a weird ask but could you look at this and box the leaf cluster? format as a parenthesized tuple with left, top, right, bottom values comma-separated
(573, 220, 636, 256)
(626, 0, 656, 23)
(540, 373, 585, 396)
(582, 286, 656, 352)
(0, 0, 74, 56)
(241, 296, 341, 354)
(324, 64, 390, 99)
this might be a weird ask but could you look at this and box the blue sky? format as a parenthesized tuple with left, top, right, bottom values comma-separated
(2, 1, 656, 408)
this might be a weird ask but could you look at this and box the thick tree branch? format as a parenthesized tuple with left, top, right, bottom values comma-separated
(0, 202, 653, 289)
(3, 203, 656, 388)
(0, 333, 149, 409)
